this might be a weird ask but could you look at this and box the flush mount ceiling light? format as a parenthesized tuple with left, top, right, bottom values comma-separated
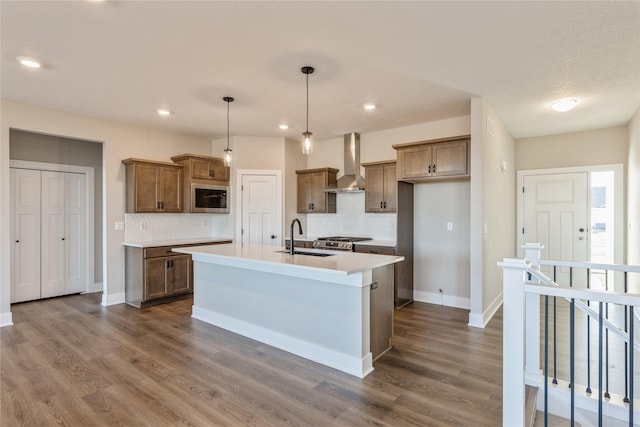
(363, 103, 377, 111)
(301, 66, 315, 155)
(278, 124, 289, 130)
(156, 108, 172, 117)
(17, 56, 41, 69)
(551, 98, 579, 112)
(223, 96, 234, 167)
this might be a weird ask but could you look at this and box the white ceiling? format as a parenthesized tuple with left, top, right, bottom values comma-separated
(2, 1, 639, 141)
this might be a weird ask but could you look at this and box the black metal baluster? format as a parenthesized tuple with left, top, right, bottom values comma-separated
(570, 298, 575, 424)
(629, 304, 634, 426)
(587, 268, 592, 395)
(544, 295, 549, 427)
(624, 272, 629, 403)
(605, 299, 610, 399)
(553, 266, 558, 384)
(570, 267, 573, 287)
(598, 301, 603, 427)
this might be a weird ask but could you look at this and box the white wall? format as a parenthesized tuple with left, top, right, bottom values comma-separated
(469, 98, 516, 327)
(1, 99, 212, 324)
(307, 116, 472, 307)
(628, 107, 640, 292)
(516, 126, 628, 171)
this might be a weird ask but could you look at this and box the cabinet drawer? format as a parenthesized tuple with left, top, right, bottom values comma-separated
(355, 245, 395, 255)
(144, 246, 175, 258)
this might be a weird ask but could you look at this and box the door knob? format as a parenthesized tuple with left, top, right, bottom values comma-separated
(61, 237, 65, 241)
(15, 240, 19, 243)
(578, 237, 585, 240)
(271, 235, 276, 239)
(579, 228, 585, 232)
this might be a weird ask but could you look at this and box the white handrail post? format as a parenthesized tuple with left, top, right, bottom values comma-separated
(524, 243, 544, 385)
(498, 257, 530, 427)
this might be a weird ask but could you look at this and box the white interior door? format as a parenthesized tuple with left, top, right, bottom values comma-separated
(10, 168, 42, 303)
(523, 172, 588, 286)
(65, 173, 86, 293)
(241, 173, 280, 246)
(42, 171, 66, 298)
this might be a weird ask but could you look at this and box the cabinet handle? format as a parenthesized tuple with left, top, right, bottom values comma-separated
(383, 201, 387, 209)
(370, 280, 379, 290)
(432, 164, 436, 173)
(157, 202, 160, 209)
(160, 201, 164, 209)
(15, 240, 19, 243)
(61, 237, 65, 241)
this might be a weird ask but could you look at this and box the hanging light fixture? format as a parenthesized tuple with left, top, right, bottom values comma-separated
(301, 66, 314, 155)
(223, 96, 234, 166)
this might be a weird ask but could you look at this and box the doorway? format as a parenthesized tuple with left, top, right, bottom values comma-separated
(518, 165, 624, 287)
(236, 170, 282, 246)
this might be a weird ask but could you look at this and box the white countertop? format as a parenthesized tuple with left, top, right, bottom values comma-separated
(123, 237, 233, 248)
(173, 243, 404, 276)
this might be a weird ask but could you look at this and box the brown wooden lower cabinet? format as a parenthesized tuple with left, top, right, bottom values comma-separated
(370, 264, 394, 361)
(125, 241, 231, 308)
(355, 244, 413, 308)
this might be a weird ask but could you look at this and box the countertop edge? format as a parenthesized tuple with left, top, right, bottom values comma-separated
(123, 237, 233, 248)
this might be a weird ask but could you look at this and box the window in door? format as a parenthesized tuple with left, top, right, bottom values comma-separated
(589, 170, 615, 290)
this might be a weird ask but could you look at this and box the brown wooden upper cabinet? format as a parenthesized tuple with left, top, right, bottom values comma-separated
(122, 159, 183, 213)
(296, 168, 338, 213)
(171, 154, 229, 183)
(362, 160, 396, 213)
(393, 135, 470, 182)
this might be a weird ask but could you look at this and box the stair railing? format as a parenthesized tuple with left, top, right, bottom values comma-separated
(500, 245, 640, 427)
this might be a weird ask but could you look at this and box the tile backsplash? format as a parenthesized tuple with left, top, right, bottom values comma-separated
(125, 213, 232, 242)
(306, 193, 396, 240)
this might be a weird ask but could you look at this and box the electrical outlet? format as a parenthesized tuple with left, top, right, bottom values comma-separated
(114, 221, 124, 231)
(447, 222, 453, 231)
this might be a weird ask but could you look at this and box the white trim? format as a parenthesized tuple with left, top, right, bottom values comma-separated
(517, 164, 624, 264)
(0, 312, 13, 327)
(235, 169, 283, 245)
(101, 292, 125, 306)
(10, 160, 96, 296)
(467, 290, 503, 328)
(86, 282, 103, 294)
(413, 290, 470, 310)
(192, 305, 374, 379)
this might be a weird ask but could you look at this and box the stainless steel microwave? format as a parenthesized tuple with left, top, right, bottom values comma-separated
(191, 183, 229, 213)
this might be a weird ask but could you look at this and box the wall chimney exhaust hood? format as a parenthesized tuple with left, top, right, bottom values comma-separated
(324, 133, 365, 193)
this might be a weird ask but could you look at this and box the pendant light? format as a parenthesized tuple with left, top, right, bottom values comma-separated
(223, 96, 234, 166)
(301, 66, 314, 155)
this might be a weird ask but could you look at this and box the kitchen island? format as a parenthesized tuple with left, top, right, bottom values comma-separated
(173, 243, 404, 378)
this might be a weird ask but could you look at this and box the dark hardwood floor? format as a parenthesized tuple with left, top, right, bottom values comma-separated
(1, 294, 503, 426)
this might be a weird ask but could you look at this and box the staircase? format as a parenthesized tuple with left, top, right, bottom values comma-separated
(527, 385, 583, 427)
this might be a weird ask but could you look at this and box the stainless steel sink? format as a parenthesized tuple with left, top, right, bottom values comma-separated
(276, 250, 335, 257)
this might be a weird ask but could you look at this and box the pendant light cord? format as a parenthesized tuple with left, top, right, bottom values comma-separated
(226, 99, 230, 150)
(305, 72, 309, 134)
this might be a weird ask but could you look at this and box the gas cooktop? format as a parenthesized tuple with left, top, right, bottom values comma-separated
(316, 236, 372, 242)
(312, 236, 372, 251)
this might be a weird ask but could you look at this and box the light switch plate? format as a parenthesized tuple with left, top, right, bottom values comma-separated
(447, 222, 453, 231)
(114, 221, 125, 231)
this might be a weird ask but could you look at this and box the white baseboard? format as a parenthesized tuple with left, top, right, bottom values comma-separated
(413, 290, 470, 310)
(192, 305, 374, 379)
(101, 292, 125, 306)
(468, 291, 503, 329)
(0, 312, 13, 328)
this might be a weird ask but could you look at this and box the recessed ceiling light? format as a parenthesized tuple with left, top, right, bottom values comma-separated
(17, 56, 41, 69)
(550, 98, 578, 112)
(279, 124, 289, 130)
(156, 108, 172, 117)
(363, 103, 376, 111)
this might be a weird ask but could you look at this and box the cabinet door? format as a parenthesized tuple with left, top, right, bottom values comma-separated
(158, 167, 182, 212)
(64, 172, 87, 294)
(145, 257, 169, 301)
(191, 159, 213, 180)
(135, 164, 159, 212)
(383, 164, 397, 212)
(296, 173, 312, 213)
(365, 165, 385, 212)
(432, 140, 468, 177)
(208, 159, 229, 181)
(168, 255, 191, 294)
(307, 171, 328, 212)
(10, 169, 41, 303)
(396, 145, 432, 180)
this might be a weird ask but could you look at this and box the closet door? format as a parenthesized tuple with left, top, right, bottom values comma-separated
(65, 173, 86, 294)
(10, 169, 42, 303)
(41, 171, 66, 298)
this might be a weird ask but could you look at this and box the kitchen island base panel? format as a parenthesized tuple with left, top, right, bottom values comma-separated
(191, 261, 374, 378)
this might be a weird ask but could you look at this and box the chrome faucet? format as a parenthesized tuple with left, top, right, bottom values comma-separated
(289, 218, 303, 255)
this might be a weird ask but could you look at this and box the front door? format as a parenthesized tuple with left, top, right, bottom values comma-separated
(241, 173, 281, 246)
(522, 172, 589, 286)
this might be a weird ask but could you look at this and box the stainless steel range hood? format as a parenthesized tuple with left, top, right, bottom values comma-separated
(324, 133, 365, 193)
